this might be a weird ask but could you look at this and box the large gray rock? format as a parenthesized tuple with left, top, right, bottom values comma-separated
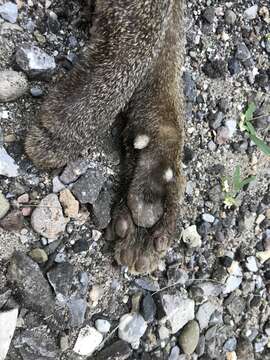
(160, 291, 195, 334)
(0, 2, 18, 23)
(15, 44, 56, 79)
(0, 308, 18, 360)
(7, 251, 55, 314)
(0, 147, 19, 177)
(31, 194, 68, 239)
(0, 70, 28, 102)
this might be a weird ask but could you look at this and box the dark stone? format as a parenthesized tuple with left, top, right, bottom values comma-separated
(203, 59, 227, 79)
(202, 7, 216, 24)
(235, 43, 251, 61)
(72, 239, 90, 253)
(47, 11, 60, 33)
(183, 146, 194, 164)
(92, 181, 114, 229)
(220, 256, 233, 268)
(228, 58, 241, 75)
(141, 293, 156, 323)
(47, 262, 74, 298)
(96, 340, 132, 360)
(7, 251, 55, 314)
(255, 71, 269, 88)
(72, 166, 106, 204)
(183, 71, 197, 102)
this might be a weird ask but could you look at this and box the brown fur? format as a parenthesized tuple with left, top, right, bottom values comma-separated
(25, 0, 186, 273)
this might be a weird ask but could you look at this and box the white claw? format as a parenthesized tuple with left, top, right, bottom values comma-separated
(164, 168, 173, 182)
(134, 135, 150, 149)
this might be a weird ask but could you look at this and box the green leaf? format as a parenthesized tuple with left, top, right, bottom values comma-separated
(233, 165, 241, 193)
(248, 133, 270, 156)
(245, 120, 256, 136)
(244, 102, 256, 122)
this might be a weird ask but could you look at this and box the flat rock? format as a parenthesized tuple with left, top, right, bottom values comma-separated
(0, 70, 28, 102)
(7, 251, 55, 314)
(60, 159, 96, 184)
(31, 194, 67, 239)
(72, 166, 105, 204)
(0, 2, 18, 23)
(0, 147, 19, 177)
(0, 192, 10, 220)
(0, 308, 18, 360)
(196, 299, 221, 330)
(118, 313, 147, 349)
(96, 340, 132, 360)
(15, 44, 56, 79)
(179, 320, 200, 355)
(73, 326, 103, 356)
(160, 291, 195, 334)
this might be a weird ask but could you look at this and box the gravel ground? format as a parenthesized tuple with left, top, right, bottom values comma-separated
(0, 0, 270, 359)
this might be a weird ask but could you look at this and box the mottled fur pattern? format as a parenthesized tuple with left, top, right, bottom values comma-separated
(25, 0, 186, 273)
(25, 0, 174, 168)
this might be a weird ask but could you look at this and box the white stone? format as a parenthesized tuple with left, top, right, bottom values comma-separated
(0, 147, 19, 177)
(224, 261, 243, 294)
(202, 213, 215, 223)
(244, 5, 258, 20)
(134, 135, 150, 149)
(158, 325, 170, 340)
(182, 225, 202, 248)
(0, 308, 18, 360)
(73, 326, 103, 356)
(0, 2, 18, 23)
(118, 313, 147, 349)
(95, 319, 111, 334)
(246, 256, 258, 273)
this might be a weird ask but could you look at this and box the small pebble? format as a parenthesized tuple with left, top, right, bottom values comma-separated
(29, 248, 48, 263)
(95, 319, 111, 333)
